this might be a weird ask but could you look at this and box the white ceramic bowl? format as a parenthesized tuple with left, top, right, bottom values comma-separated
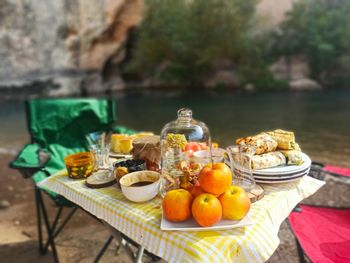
(119, 171, 161, 203)
(193, 148, 226, 164)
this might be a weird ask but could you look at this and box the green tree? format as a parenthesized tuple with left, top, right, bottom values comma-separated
(126, 0, 268, 87)
(268, 0, 350, 87)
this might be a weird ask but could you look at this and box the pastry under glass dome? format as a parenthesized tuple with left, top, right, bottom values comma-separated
(160, 108, 211, 196)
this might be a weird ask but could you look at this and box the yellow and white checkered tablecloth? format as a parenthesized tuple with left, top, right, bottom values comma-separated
(39, 171, 324, 263)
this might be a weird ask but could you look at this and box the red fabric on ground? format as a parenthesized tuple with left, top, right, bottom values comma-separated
(324, 165, 350, 178)
(289, 205, 350, 263)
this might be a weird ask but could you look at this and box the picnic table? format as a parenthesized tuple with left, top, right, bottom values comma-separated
(39, 171, 324, 263)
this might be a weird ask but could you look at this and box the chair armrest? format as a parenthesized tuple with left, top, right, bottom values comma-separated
(292, 205, 302, 213)
(10, 143, 50, 177)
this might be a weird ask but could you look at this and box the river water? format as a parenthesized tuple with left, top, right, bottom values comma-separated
(1, 90, 349, 167)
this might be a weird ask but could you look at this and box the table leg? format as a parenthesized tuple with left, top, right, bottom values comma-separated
(135, 246, 145, 263)
(102, 221, 140, 261)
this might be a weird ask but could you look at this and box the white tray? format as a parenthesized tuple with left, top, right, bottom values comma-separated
(161, 212, 253, 231)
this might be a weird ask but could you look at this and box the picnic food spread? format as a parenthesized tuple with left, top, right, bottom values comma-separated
(63, 108, 312, 229)
(162, 162, 251, 227)
(160, 108, 211, 195)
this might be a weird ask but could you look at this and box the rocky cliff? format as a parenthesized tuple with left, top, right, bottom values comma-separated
(0, 0, 143, 98)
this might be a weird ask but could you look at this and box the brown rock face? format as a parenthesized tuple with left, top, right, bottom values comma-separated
(269, 55, 323, 90)
(269, 55, 310, 81)
(0, 0, 143, 98)
(78, 0, 143, 70)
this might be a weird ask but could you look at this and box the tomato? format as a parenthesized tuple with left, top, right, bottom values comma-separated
(199, 143, 209, 150)
(184, 142, 202, 152)
(185, 149, 194, 157)
(146, 159, 160, 172)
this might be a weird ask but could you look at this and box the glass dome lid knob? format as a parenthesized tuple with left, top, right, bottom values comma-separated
(177, 108, 192, 121)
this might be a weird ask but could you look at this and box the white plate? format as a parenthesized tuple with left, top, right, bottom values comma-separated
(160, 212, 253, 231)
(253, 168, 310, 180)
(253, 166, 310, 177)
(109, 151, 132, 159)
(253, 153, 311, 175)
(254, 171, 308, 182)
(255, 175, 308, 184)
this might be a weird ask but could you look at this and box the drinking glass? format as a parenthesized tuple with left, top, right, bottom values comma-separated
(86, 131, 112, 148)
(89, 144, 111, 171)
(226, 145, 256, 191)
(86, 131, 112, 171)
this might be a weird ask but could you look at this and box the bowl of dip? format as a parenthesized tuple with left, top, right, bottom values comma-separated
(119, 171, 161, 203)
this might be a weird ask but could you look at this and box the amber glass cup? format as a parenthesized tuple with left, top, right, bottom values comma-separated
(64, 152, 94, 179)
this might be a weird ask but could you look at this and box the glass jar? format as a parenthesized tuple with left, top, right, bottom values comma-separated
(132, 135, 161, 172)
(160, 108, 211, 196)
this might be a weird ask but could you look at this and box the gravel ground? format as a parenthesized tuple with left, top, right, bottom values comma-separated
(0, 153, 349, 263)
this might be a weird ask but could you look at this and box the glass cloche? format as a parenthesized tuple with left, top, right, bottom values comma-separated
(160, 108, 211, 195)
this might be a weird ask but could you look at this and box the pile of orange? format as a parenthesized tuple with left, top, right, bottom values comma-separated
(162, 162, 251, 227)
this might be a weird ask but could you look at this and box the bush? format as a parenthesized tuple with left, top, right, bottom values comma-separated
(253, 72, 289, 91)
(268, 0, 350, 87)
(126, 0, 268, 87)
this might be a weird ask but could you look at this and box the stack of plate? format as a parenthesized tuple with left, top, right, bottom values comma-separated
(253, 153, 312, 184)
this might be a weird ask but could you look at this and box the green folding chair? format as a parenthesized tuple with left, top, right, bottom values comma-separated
(10, 98, 136, 262)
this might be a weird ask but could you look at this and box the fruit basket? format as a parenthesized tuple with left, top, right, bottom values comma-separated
(160, 108, 211, 196)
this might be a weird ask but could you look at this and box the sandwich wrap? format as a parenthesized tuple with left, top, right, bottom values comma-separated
(267, 129, 296, 150)
(251, 152, 286, 170)
(279, 150, 303, 165)
(236, 133, 278, 155)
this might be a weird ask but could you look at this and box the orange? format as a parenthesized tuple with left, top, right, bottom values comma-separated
(192, 193, 222, 227)
(219, 185, 251, 220)
(198, 162, 232, 196)
(162, 189, 193, 222)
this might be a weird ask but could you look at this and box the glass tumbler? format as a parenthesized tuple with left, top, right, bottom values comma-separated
(86, 131, 112, 171)
(226, 145, 256, 191)
(89, 144, 111, 171)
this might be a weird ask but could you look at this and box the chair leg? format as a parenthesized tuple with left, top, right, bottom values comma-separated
(35, 187, 45, 254)
(295, 236, 306, 263)
(37, 188, 59, 263)
(50, 207, 63, 235)
(93, 235, 114, 263)
(43, 206, 78, 252)
(42, 207, 63, 252)
(53, 207, 78, 238)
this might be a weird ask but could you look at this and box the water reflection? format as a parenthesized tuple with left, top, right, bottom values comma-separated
(1, 90, 349, 166)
